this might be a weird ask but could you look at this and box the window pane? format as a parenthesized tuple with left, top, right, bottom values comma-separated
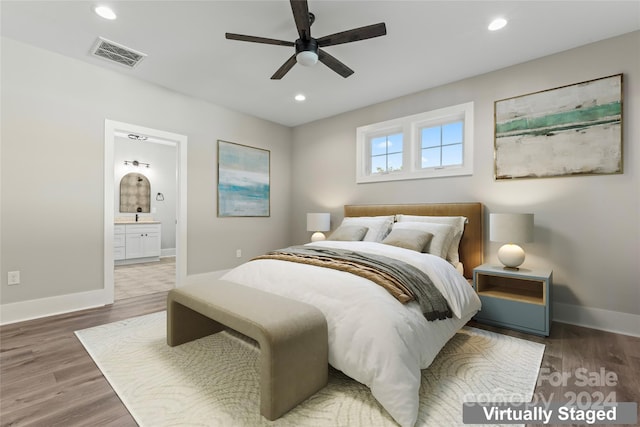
(370, 155, 387, 174)
(442, 144, 462, 166)
(370, 136, 389, 156)
(421, 147, 441, 168)
(387, 133, 403, 154)
(387, 153, 403, 171)
(442, 121, 463, 145)
(369, 133, 403, 174)
(421, 126, 441, 148)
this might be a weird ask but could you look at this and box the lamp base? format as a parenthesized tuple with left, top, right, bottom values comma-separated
(497, 244, 525, 269)
(311, 232, 326, 242)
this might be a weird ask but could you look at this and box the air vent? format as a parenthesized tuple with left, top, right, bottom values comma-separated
(91, 37, 147, 68)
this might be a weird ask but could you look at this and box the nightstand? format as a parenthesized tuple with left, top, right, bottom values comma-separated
(473, 264, 552, 336)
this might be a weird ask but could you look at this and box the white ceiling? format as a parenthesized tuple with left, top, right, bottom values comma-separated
(2, 1, 639, 127)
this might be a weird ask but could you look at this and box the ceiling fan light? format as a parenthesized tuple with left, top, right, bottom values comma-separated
(296, 51, 318, 67)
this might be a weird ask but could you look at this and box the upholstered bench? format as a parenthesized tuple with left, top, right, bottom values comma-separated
(166, 280, 328, 420)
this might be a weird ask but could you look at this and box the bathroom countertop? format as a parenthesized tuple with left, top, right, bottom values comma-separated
(115, 220, 161, 224)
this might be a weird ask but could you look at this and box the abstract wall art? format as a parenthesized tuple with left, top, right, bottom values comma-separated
(495, 74, 622, 180)
(217, 140, 270, 217)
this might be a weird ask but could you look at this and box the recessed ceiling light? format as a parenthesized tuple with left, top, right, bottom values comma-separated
(294, 94, 306, 102)
(488, 17, 507, 31)
(95, 5, 117, 20)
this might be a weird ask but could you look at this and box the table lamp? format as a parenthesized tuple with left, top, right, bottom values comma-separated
(307, 213, 330, 242)
(490, 213, 534, 269)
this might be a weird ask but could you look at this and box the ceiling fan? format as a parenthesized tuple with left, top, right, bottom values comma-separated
(225, 0, 387, 79)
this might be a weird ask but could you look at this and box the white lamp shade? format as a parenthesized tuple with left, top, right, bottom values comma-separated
(307, 213, 330, 242)
(490, 213, 534, 243)
(307, 213, 330, 232)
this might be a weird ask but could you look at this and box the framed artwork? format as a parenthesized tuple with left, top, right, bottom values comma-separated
(217, 140, 270, 217)
(494, 74, 623, 180)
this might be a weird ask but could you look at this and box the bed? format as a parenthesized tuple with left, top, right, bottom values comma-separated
(221, 203, 484, 427)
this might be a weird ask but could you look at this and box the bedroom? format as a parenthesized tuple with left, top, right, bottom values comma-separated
(1, 1, 639, 425)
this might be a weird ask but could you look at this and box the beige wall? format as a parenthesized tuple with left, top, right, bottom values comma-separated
(1, 37, 293, 305)
(291, 32, 640, 318)
(2, 31, 638, 331)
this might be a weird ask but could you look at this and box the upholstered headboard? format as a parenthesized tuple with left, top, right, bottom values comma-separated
(344, 203, 484, 279)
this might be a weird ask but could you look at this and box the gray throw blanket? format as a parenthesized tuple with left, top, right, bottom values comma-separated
(254, 245, 452, 321)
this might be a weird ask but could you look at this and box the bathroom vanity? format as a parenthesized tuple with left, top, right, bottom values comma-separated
(114, 221, 161, 265)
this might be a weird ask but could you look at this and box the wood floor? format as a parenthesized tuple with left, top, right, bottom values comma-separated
(114, 257, 175, 301)
(1, 293, 639, 426)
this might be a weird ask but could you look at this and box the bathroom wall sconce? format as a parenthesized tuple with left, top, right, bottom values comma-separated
(156, 192, 164, 201)
(124, 160, 150, 168)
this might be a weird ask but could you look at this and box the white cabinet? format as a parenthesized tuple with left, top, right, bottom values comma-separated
(114, 225, 126, 260)
(115, 223, 161, 264)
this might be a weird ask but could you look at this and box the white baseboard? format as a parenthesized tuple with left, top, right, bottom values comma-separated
(552, 302, 640, 338)
(0, 270, 231, 325)
(0, 289, 107, 325)
(161, 248, 176, 257)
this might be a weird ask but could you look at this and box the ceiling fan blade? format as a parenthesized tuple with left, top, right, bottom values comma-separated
(318, 49, 354, 78)
(290, 0, 311, 40)
(316, 22, 387, 47)
(271, 54, 298, 80)
(225, 33, 294, 47)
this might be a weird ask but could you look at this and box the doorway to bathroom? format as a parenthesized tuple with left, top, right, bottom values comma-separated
(104, 120, 187, 304)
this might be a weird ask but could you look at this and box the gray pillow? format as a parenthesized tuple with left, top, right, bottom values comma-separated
(381, 229, 434, 252)
(339, 216, 394, 242)
(396, 215, 467, 263)
(327, 225, 369, 241)
(392, 222, 455, 258)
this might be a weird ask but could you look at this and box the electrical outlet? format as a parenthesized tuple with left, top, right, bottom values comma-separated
(8, 271, 20, 286)
(236, 249, 242, 258)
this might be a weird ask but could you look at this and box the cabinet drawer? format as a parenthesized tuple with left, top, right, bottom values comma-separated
(125, 224, 160, 234)
(114, 224, 126, 235)
(114, 233, 126, 248)
(114, 246, 126, 260)
(475, 295, 546, 332)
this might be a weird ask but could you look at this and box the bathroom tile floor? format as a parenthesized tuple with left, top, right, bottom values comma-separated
(114, 256, 175, 300)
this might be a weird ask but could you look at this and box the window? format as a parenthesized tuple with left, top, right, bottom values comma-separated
(356, 102, 473, 183)
(369, 132, 403, 174)
(420, 121, 463, 169)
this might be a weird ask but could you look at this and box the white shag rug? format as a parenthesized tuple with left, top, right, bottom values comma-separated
(75, 311, 544, 427)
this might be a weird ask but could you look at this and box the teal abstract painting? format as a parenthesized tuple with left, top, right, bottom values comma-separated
(495, 74, 622, 179)
(218, 140, 270, 217)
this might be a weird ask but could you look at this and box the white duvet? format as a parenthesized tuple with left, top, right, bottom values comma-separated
(222, 240, 481, 427)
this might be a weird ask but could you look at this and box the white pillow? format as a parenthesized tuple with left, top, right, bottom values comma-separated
(392, 222, 455, 259)
(396, 215, 467, 264)
(340, 216, 394, 242)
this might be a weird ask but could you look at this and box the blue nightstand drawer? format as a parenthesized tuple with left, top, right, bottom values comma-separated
(475, 295, 546, 332)
(472, 265, 552, 336)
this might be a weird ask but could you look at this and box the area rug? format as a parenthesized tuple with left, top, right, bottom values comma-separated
(75, 311, 544, 427)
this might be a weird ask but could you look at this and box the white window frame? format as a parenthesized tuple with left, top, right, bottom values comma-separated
(356, 102, 474, 183)
(364, 126, 405, 176)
